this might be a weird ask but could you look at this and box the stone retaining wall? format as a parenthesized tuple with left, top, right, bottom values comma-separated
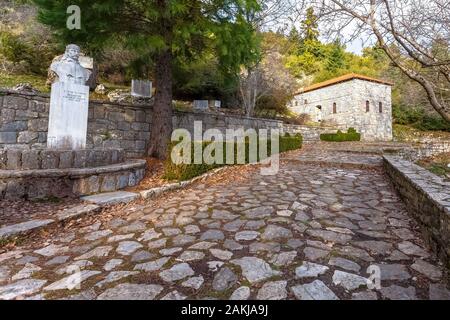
(395, 141, 450, 162)
(384, 156, 450, 269)
(0, 89, 334, 157)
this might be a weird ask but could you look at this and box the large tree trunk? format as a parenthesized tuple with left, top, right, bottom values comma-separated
(147, 49, 173, 159)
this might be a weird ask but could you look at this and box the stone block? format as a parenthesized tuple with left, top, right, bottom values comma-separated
(135, 110, 146, 122)
(93, 105, 106, 119)
(0, 121, 28, 132)
(121, 140, 135, 150)
(0, 180, 6, 197)
(0, 150, 6, 169)
(59, 151, 74, 169)
(5, 180, 26, 199)
(73, 150, 88, 168)
(1, 108, 15, 123)
(103, 140, 121, 149)
(40, 150, 59, 169)
(121, 130, 135, 140)
(125, 109, 135, 121)
(135, 168, 145, 181)
(116, 173, 129, 189)
(117, 121, 131, 131)
(28, 118, 48, 131)
(30, 100, 48, 113)
(131, 122, 149, 131)
(136, 131, 150, 140)
(3, 96, 29, 110)
(0, 132, 17, 144)
(0, 219, 54, 238)
(108, 111, 125, 122)
(128, 172, 137, 186)
(15, 109, 38, 120)
(100, 175, 117, 192)
(90, 150, 110, 166)
(81, 191, 139, 205)
(37, 132, 47, 143)
(22, 150, 40, 169)
(18, 131, 38, 144)
(111, 149, 119, 163)
(73, 175, 100, 195)
(6, 149, 22, 169)
(135, 140, 146, 150)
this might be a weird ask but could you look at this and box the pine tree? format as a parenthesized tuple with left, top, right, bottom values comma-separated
(301, 7, 319, 43)
(326, 39, 346, 72)
(33, 0, 260, 159)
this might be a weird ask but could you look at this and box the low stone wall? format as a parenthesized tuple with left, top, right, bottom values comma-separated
(0, 148, 125, 170)
(384, 156, 450, 269)
(395, 141, 450, 162)
(0, 89, 334, 157)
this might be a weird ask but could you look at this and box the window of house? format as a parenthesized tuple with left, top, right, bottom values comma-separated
(366, 101, 370, 112)
(379, 102, 383, 113)
(295, 101, 298, 106)
(304, 99, 308, 105)
(333, 103, 337, 114)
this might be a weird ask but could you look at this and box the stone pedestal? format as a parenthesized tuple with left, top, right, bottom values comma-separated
(47, 82, 89, 149)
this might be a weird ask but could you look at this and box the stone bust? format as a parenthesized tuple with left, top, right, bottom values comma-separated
(50, 44, 91, 85)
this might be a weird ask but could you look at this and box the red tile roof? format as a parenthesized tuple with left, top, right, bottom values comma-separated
(296, 73, 394, 94)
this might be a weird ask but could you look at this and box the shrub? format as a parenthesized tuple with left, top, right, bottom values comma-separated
(392, 104, 450, 132)
(320, 128, 361, 142)
(164, 134, 303, 181)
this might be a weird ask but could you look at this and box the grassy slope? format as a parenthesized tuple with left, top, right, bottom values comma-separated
(0, 72, 49, 92)
(393, 124, 450, 143)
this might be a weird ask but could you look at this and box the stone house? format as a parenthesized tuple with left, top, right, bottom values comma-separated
(289, 73, 394, 141)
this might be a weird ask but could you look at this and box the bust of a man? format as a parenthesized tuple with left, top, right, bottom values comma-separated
(50, 44, 91, 85)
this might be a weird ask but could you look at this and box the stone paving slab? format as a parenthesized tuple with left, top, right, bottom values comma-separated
(0, 148, 449, 300)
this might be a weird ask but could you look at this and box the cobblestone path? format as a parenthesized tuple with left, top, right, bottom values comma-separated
(0, 148, 449, 300)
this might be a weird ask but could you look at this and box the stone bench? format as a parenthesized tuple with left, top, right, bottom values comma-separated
(0, 159, 146, 199)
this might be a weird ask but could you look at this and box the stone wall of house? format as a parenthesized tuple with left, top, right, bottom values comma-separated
(384, 156, 450, 269)
(290, 79, 393, 142)
(0, 89, 329, 158)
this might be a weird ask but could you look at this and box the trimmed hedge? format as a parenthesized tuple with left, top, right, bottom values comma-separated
(320, 128, 361, 142)
(164, 134, 303, 181)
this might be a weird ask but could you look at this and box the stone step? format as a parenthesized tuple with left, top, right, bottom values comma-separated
(81, 191, 139, 205)
(0, 219, 54, 239)
(0, 204, 101, 240)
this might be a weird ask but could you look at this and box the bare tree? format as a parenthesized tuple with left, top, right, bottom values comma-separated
(239, 0, 305, 116)
(315, 0, 450, 122)
(240, 48, 298, 116)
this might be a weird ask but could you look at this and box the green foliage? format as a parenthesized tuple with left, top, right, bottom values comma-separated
(301, 7, 319, 43)
(33, 0, 261, 77)
(320, 128, 361, 142)
(393, 104, 450, 131)
(0, 72, 48, 92)
(0, 31, 53, 75)
(284, 8, 390, 82)
(173, 53, 238, 106)
(0, 32, 31, 62)
(164, 134, 303, 181)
